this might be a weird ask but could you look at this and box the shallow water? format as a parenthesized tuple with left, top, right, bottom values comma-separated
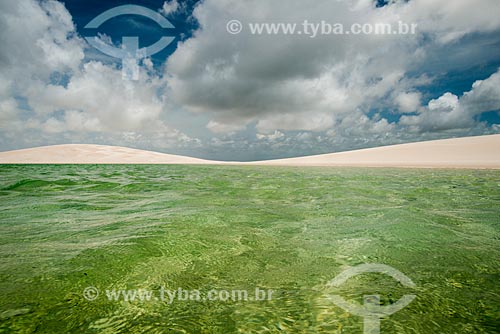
(0, 165, 499, 333)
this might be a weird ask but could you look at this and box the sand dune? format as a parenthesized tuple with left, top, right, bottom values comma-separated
(0, 144, 218, 165)
(252, 134, 500, 168)
(0, 135, 499, 168)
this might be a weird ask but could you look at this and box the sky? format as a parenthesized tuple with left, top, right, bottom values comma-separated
(0, 0, 499, 161)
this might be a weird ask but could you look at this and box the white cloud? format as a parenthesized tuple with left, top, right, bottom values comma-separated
(161, 0, 183, 15)
(206, 120, 247, 134)
(0, 98, 21, 128)
(0, 0, 84, 81)
(399, 0, 500, 43)
(429, 93, 459, 112)
(395, 92, 422, 113)
(256, 130, 285, 141)
(400, 69, 500, 131)
(0, 0, 84, 139)
(462, 69, 500, 112)
(27, 62, 164, 132)
(256, 111, 335, 133)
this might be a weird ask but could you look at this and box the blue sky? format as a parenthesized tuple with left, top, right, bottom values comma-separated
(0, 0, 499, 160)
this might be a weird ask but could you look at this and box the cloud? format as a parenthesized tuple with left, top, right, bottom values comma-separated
(395, 92, 422, 113)
(256, 130, 285, 141)
(0, 0, 84, 81)
(0, 0, 83, 140)
(256, 111, 335, 133)
(400, 69, 500, 131)
(463, 69, 500, 112)
(166, 0, 500, 137)
(27, 62, 164, 132)
(206, 120, 246, 134)
(0, 0, 194, 152)
(161, 0, 184, 15)
(399, 0, 500, 43)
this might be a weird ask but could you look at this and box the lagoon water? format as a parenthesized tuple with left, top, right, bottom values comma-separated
(0, 165, 499, 333)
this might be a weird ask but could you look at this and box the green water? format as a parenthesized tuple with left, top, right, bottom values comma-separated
(0, 165, 499, 333)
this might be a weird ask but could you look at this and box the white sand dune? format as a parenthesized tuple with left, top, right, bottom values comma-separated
(0, 135, 499, 168)
(0, 144, 219, 165)
(252, 134, 500, 168)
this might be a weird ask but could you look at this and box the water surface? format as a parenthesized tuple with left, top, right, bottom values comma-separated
(0, 165, 499, 333)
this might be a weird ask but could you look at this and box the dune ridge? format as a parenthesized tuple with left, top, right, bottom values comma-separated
(0, 135, 499, 168)
(0, 144, 218, 165)
(253, 134, 500, 169)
